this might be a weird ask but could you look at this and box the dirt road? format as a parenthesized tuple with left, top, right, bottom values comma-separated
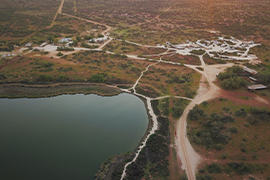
(175, 55, 234, 180)
(60, 12, 111, 35)
(49, 0, 64, 28)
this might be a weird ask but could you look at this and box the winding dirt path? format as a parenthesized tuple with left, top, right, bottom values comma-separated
(120, 61, 161, 180)
(175, 55, 234, 180)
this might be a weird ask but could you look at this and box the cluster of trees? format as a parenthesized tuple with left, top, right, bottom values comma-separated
(218, 66, 246, 89)
(105, 75, 131, 85)
(125, 117, 170, 179)
(56, 47, 74, 51)
(172, 99, 188, 118)
(256, 72, 270, 86)
(89, 74, 105, 83)
(81, 42, 98, 49)
(151, 100, 161, 116)
(190, 49, 206, 55)
(228, 162, 259, 174)
(188, 105, 235, 149)
(135, 85, 160, 98)
(38, 74, 54, 82)
(166, 75, 186, 84)
(188, 105, 206, 120)
(159, 98, 169, 116)
(248, 107, 270, 125)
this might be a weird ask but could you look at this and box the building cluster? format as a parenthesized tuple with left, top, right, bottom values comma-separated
(167, 36, 260, 61)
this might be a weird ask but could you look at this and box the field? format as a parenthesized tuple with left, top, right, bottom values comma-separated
(0, 50, 153, 85)
(138, 63, 201, 98)
(187, 97, 270, 179)
(1, 0, 270, 179)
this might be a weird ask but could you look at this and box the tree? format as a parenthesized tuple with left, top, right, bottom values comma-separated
(89, 74, 104, 83)
(38, 74, 54, 82)
(76, 36, 82, 42)
(71, 40, 78, 46)
(57, 52, 63, 56)
(221, 76, 244, 89)
(58, 74, 68, 81)
(47, 35, 54, 43)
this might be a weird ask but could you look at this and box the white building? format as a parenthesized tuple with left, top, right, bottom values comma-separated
(89, 36, 108, 43)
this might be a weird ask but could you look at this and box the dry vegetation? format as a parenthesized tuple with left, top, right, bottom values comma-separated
(187, 97, 270, 179)
(138, 63, 201, 98)
(0, 51, 153, 85)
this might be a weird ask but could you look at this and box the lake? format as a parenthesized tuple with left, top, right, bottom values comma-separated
(0, 93, 148, 180)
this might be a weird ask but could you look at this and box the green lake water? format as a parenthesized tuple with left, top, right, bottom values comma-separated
(0, 93, 148, 180)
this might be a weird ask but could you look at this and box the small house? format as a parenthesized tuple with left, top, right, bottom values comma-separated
(59, 38, 73, 44)
(89, 36, 108, 43)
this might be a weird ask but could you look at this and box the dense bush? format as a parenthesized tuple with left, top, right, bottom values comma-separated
(125, 114, 170, 179)
(172, 99, 189, 118)
(235, 109, 247, 117)
(57, 46, 74, 51)
(159, 98, 169, 116)
(135, 86, 160, 98)
(190, 49, 206, 55)
(256, 72, 270, 85)
(0, 74, 7, 80)
(218, 66, 246, 89)
(228, 162, 258, 174)
(81, 42, 99, 49)
(57, 52, 63, 56)
(250, 107, 270, 122)
(151, 100, 161, 116)
(89, 74, 104, 83)
(221, 76, 245, 89)
(58, 74, 69, 82)
(196, 174, 213, 180)
(189, 106, 234, 148)
(207, 163, 222, 173)
(229, 126, 238, 133)
(188, 105, 205, 120)
(38, 74, 54, 82)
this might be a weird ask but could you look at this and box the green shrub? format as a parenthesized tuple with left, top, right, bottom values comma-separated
(57, 46, 74, 51)
(57, 52, 63, 56)
(89, 74, 104, 83)
(207, 163, 222, 173)
(235, 109, 247, 117)
(228, 162, 258, 174)
(38, 74, 54, 82)
(229, 126, 238, 133)
(190, 49, 205, 55)
(188, 105, 205, 120)
(196, 174, 213, 180)
(221, 76, 245, 89)
(58, 74, 68, 82)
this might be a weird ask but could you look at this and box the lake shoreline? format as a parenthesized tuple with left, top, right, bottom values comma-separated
(0, 83, 154, 179)
(0, 83, 153, 145)
(0, 83, 121, 98)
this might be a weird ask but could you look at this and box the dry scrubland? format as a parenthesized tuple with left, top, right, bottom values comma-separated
(0, 50, 154, 85)
(137, 63, 201, 98)
(187, 97, 270, 180)
(1, 0, 270, 180)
